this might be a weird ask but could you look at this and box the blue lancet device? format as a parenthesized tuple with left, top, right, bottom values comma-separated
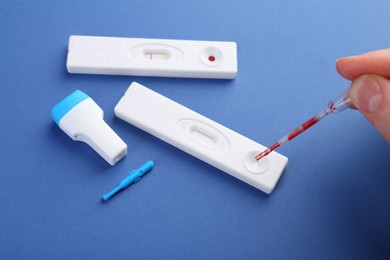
(51, 90, 127, 165)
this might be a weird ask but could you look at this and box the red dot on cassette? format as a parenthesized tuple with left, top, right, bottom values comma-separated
(208, 56, 216, 62)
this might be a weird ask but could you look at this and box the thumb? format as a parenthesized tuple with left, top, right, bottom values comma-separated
(349, 75, 390, 143)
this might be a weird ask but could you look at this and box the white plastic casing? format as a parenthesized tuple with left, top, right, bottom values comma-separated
(67, 35, 237, 79)
(59, 98, 127, 166)
(115, 82, 288, 193)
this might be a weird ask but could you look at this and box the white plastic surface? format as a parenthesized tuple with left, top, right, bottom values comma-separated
(114, 82, 288, 193)
(67, 35, 237, 79)
(59, 98, 127, 166)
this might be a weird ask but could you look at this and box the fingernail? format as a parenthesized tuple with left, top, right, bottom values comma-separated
(336, 55, 356, 63)
(350, 77, 383, 112)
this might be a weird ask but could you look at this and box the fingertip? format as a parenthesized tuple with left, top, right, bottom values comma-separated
(336, 49, 390, 81)
(348, 76, 362, 109)
(349, 75, 390, 142)
(336, 56, 356, 80)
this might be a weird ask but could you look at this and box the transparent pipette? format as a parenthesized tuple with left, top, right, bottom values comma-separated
(255, 90, 353, 161)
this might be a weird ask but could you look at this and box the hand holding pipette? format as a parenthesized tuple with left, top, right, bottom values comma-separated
(257, 48, 390, 160)
(255, 90, 352, 161)
(336, 49, 390, 143)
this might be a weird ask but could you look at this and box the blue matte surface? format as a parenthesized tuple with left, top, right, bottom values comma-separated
(1, 1, 390, 259)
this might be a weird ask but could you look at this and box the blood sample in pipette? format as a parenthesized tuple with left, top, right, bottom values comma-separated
(255, 90, 352, 161)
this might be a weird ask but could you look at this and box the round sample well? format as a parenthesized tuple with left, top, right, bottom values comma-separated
(200, 46, 223, 66)
(244, 151, 270, 174)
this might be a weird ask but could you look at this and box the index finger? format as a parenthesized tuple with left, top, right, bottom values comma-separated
(336, 49, 390, 80)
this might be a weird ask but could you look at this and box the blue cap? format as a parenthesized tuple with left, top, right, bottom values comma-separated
(51, 90, 89, 125)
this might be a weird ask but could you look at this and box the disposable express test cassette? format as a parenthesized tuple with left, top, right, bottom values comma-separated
(67, 35, 237, 79)
(115, 82, 288, 193)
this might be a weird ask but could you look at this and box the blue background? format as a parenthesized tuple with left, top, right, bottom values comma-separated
(1, 1, 390, 259)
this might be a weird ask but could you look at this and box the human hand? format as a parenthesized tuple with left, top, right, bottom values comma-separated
(336, 49, 390, 142)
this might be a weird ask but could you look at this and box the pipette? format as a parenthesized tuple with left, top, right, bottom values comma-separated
(102, 160, 154, 201)
(255, 90, 353, 161)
